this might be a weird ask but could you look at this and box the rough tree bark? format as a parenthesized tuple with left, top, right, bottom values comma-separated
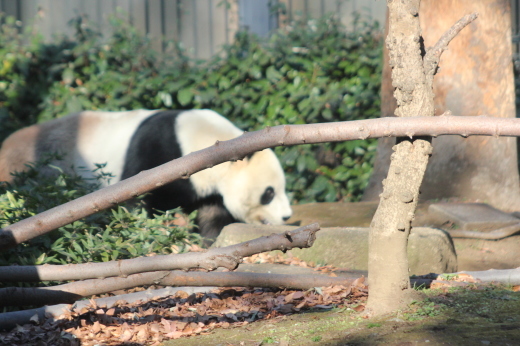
(365, 0, 476, 315)
(363, 0, 519, 212)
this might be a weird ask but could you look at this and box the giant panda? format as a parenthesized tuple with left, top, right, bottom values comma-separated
(0, 109, 293, 240)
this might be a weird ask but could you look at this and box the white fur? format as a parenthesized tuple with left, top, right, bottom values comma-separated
(220, 149, 292, 225)
(176, 110, 243, 196)
(74, 109, 157, 184)
(175, 109, 292, 225)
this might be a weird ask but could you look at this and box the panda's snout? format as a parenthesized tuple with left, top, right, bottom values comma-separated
(283, 215, 291, 222)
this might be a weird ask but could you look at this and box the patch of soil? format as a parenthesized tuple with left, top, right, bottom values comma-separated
(165, 285, 520, 346)
(0, 283, 368, 345)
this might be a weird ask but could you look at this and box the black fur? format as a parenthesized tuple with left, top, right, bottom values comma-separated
(121, 110, 236, 237)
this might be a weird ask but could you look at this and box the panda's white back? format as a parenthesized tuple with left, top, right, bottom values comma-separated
(74, 109, 157, 184)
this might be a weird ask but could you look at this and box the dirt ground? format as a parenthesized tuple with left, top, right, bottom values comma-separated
(164, 285, 520, 346)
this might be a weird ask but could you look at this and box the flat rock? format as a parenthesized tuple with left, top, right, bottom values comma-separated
(246, 202, 520, 272)
(428, 202, 520, 232)
(285, 201, 378, 228)
(213, 224, 458, 275)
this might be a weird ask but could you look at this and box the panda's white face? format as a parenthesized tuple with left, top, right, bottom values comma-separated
(219, 149, 292, 225)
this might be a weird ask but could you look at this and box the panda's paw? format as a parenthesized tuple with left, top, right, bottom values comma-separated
(260, 218, 271, 225)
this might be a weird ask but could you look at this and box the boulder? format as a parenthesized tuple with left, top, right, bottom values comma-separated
(213, 224, 458, 275)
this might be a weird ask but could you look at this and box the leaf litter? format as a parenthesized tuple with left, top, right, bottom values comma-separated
(0, 254, 367, 345)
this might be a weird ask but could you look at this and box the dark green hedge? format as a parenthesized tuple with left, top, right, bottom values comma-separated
(0, 14, 383, 204)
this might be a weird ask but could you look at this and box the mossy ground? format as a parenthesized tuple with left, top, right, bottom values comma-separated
(164, 285, 520, 346)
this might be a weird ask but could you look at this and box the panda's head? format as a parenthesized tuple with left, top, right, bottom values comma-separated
(219, 149, 292, 225)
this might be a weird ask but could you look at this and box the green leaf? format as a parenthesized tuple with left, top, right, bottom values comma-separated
(72, 241, 83, 254)
(322, 107, 333, 120)
(177, 88, 193, 106)
(218, 76, 231, 90)
(266, 66, 283, 82)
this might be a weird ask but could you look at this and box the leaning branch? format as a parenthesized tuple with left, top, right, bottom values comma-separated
(2, 115, 520, 250)
(0, 270, 357, 307)
(0, 223, 319, 282)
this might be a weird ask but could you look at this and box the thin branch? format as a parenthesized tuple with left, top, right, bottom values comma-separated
(1, 116, 520, 250)
(423, 13, 478, 78)
(0, 286, 214, 332)
(0, 223, 319, 282)
(0, 271, 358, 307)
(459, 267, 520, 284)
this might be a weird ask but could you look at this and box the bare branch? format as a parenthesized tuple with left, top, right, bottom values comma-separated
(459, 267, 520, 285)
(0, 271, 358, 307)
(1, 116, 520, 250)
(0, 223, 319, 282)
(0, 286, 213, 332)
(423, 13, 479, 78)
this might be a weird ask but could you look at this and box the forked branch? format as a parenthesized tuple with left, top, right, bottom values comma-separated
(423, 13, 479, 78)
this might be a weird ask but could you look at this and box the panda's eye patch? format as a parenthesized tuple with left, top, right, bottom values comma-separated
(260, 186, 275, 205)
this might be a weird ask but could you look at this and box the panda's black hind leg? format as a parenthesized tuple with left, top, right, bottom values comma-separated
(196, 204, 236, 246)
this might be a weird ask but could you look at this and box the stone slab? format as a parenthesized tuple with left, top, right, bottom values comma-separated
(213, 224, 458, 275)
(286, 201, 378, 228)
(428, 203, 520, 232)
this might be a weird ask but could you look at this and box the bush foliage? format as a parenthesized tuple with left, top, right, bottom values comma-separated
(0, 157, 198, 269)
(0, 13, 383, 205)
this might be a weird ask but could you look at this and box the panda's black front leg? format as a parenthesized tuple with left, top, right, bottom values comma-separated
(196, 203, 236, 245)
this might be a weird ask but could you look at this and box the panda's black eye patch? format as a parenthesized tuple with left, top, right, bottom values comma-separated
(260, 186, 275, 205)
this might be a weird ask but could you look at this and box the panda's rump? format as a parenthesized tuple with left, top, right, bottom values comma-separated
(0, 113, 81, 181)
(0, 125, 39, 182)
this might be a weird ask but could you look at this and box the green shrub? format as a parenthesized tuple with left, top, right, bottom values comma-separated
(0, 13, 383, 205)
(0, 157, 198, 268)
(164, 16, 383, 203)
(0, 14, 77, 139)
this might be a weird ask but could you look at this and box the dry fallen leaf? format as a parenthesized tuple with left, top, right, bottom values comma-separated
(353, 305, 365, 312)
(0, 254, 372, 345)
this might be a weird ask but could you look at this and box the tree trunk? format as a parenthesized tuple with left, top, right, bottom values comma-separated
(363, 0, 520, 212)
(365, 0, 434, 315)
(365, 0, 477, 315)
